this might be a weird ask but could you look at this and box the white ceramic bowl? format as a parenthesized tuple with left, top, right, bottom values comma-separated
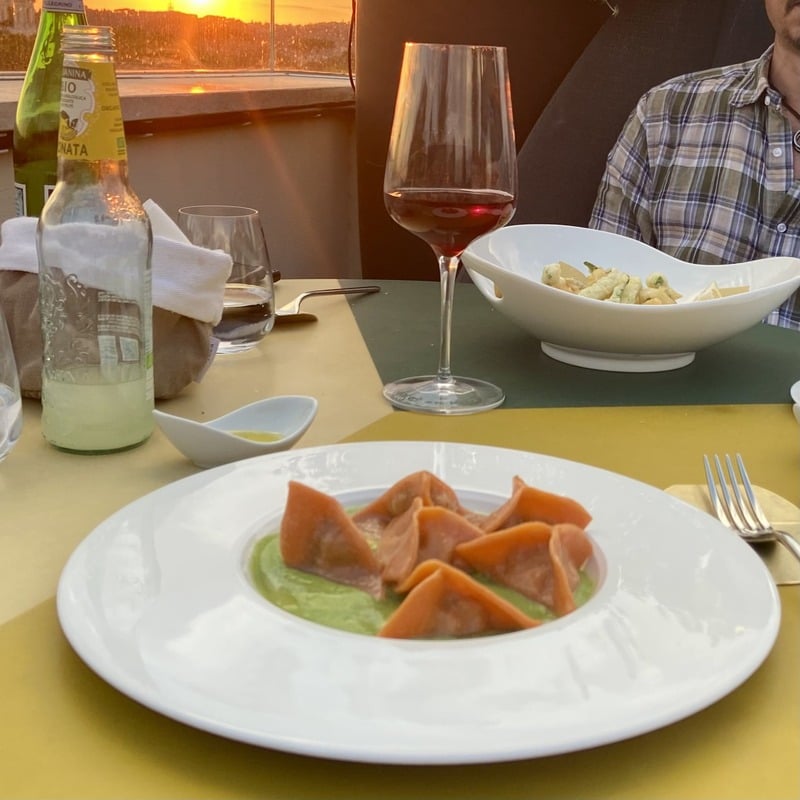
(462, 224, 800, 372)
(153, 395, 318, 468)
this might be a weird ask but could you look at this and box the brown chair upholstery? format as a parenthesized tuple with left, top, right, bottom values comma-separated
(513, 0, 774, 228)
(354, 0, 610, 280)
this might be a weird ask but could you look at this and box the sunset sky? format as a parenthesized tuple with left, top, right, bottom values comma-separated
(75, 0, 352, 25)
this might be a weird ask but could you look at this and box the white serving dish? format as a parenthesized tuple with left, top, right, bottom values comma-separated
(462, 224, 800, 372)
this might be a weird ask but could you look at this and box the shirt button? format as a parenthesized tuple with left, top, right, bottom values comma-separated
(778, 222, 788, 233)
(773, 146, 783, 157)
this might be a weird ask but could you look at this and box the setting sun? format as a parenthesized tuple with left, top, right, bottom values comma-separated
(171, 0, 260, 22)
(184, 0, 213, 11)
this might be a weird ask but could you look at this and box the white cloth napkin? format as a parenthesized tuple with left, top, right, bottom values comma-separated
(0, 199, 231, 325)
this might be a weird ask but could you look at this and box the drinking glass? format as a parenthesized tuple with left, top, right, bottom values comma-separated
(0, 308, 22, 462)
(383, 42, 517, 414)
(177, 205, 275, 354)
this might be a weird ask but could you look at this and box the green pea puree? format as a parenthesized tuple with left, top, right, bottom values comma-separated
(249, 534, 594, 637)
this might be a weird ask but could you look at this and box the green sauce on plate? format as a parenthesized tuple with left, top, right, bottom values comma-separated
(249, 534, 594, 637)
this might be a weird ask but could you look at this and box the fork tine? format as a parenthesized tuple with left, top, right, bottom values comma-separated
(723, 454, 760, 530)
(703, 455, 725, 524)
(734, 453, 771, 529)
(703, 455, 734, 528)
(711, 454, 750, 530)
(712, 454, 738, 526)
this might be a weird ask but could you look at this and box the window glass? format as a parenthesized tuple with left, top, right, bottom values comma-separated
(0, 0, 352, 73)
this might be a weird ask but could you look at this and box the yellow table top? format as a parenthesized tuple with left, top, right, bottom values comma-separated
(2, 279, 798, 799)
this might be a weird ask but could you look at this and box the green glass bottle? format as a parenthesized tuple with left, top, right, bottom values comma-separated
(13, 0, 88, 218)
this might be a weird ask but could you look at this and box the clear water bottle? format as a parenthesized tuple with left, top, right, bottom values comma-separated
(13, 0, 88, 217)
(37, 25, 154, 453)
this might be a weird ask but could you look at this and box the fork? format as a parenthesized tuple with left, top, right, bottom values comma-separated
(703, 453, 800, 563)
(275, 286, 381, 318)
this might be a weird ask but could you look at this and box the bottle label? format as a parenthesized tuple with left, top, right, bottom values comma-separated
(40, 269, 144, 372)
(58, 60, 127, 162)
(43, 0, 86, 11)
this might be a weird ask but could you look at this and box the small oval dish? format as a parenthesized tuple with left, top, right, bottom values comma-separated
(153, 395, 318, 468)
(462, 224, 800, 372)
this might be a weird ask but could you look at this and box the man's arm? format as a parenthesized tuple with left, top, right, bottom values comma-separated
(589, 98, 657, 247)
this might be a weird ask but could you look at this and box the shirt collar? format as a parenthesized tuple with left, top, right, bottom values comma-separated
(730, 45, 774, 109)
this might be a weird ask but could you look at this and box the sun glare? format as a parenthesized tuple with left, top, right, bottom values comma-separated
(177, 0, 230, 17)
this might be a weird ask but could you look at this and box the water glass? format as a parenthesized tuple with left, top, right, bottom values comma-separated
(177, 205, 275, 354)
(0, 309, 22, 461)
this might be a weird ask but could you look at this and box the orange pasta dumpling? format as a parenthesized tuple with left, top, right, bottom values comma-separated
(455, 522, 593, 616)
(415, 505, 484, 568)
(481, 475, 592, 532)
(377, 499, 486, 588)
(353, 470, 466, 530)
(378, 560, 540, 639)
(376, 496, 423, 586)
(280, 480, 383, 598)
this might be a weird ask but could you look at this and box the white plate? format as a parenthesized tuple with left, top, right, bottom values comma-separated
(57, 441, 780, 765)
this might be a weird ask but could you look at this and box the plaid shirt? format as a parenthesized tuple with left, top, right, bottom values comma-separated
(590, 46, 800, 328)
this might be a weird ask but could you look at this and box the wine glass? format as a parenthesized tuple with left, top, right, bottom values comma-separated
(0, 307, 22, 462)
(177, 205, 275, 355)
(382, 42, 517, 414)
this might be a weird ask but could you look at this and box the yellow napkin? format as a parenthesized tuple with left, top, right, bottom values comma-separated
(666, 484, 800, 585)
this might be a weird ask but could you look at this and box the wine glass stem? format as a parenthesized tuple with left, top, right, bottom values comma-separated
(436, 253, 460, 386)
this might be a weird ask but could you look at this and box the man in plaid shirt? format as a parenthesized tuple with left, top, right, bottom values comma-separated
(590, 0, 800, 328)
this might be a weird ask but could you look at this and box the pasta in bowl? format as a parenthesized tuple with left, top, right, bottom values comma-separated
(461, 224, 800, 372)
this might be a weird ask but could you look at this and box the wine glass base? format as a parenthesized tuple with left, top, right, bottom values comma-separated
(383, 375, 504, 415)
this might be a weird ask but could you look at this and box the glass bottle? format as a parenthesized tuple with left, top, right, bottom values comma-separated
(13, 0, 88, 218)
(37, 25, 154, 453)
